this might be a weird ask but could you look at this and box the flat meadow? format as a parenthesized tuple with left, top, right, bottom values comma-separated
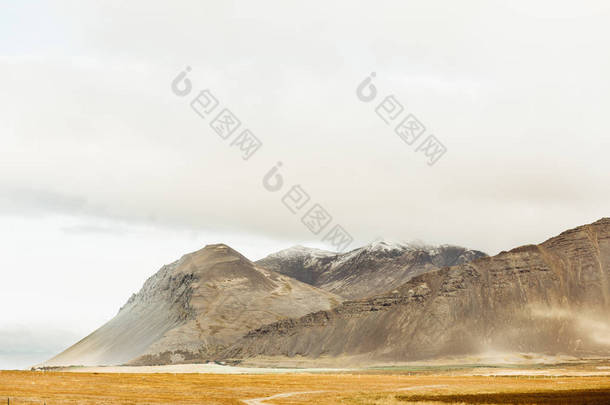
(1, 365, 610, 404)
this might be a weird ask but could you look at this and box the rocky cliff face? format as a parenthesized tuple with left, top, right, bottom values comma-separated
(42, 244, 341, 367)
(256, 242, 487, 299)
(223, 219, 610, 363)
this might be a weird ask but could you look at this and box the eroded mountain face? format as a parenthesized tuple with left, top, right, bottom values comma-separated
(256, 242, 488, 299)
(223, 219, 610, 364)
(42, 244, 341, 367)
(42, 219, 610, 368)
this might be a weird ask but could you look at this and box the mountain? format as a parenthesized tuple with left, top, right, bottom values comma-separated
(42, 244, 341, 367)
(256, 241, 487, 299)
(223, 219, 610, 364)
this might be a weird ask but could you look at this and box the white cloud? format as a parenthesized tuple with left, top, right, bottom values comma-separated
(1, 0, 609, 366)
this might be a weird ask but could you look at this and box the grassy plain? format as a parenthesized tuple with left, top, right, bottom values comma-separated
(0, 367, 609, 404)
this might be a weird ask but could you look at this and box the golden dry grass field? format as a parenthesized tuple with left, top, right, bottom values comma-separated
(0, 370, 609, 404)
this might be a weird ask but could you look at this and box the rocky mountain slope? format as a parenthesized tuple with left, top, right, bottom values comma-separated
(256, 241, 487, 299)
(223, 219, 610, 364)
(42, 244, 341, 367)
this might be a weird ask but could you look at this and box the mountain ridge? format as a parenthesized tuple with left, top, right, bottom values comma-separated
(256, 242, 487, 299)
(221, 218, 610, 364)
(41, 219, 610, 368)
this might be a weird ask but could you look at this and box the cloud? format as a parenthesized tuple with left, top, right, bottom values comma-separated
(61, 224, 127, 236)
(2, 1, 609, 256)
(0, 187, 89, 217)
(1, 0, 609, 365)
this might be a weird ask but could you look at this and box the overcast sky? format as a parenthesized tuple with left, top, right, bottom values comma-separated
(1, 1, 610, 369)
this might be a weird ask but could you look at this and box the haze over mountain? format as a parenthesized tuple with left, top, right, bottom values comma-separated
(42, 244, 340, 367)
(42, 219, 610, 368)
(224, 219, 610, 365)
(256, 242, 487, 299)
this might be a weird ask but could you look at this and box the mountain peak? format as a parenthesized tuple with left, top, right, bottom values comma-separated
(188, 243, 251, 263)
(257, 240, 487, 299)
(364, 239, 410, 252)
(201, 243, 237, 253)
(593, 217, 610, 225)
(266, 245, 337, 259)
(43, 243, 339, 367)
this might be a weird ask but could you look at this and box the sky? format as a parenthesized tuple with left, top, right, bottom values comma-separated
(1, 0, 610, 369)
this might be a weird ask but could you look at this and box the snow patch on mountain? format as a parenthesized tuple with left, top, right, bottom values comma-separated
(266, 245, 337, 259)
